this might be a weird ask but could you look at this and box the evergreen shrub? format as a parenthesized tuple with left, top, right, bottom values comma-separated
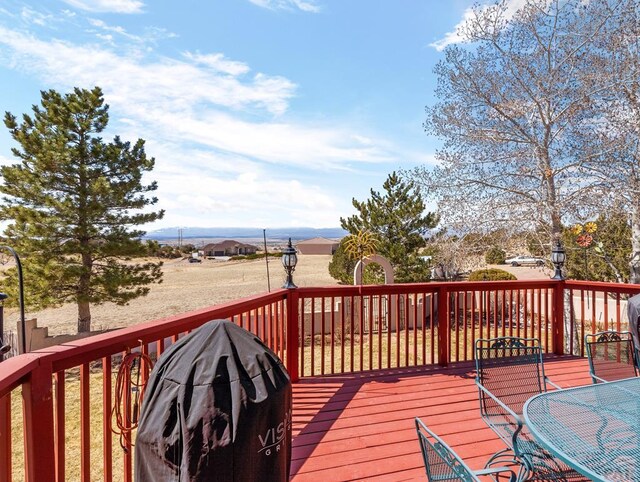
(468, 268, 516, 281)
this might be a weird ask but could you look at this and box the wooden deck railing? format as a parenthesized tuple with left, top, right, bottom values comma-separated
(1, 279, 640, 481)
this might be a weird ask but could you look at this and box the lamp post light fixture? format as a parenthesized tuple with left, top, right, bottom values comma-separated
(281, 238, 298, 289)
(0, 246, 26, 354)
(551, 239, 566, 280)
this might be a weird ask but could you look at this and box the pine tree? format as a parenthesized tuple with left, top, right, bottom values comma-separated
(339, 172, 438, 283)
(1, 87, 164, 333)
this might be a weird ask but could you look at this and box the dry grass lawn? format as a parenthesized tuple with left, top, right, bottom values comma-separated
(9, 254, 337, 336)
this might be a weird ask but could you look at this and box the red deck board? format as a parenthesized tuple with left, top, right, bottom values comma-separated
(291, 355, 593, 481)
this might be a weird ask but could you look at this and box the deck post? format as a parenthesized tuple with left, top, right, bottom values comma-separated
(437, 286, 449, 366)
(553, 281, 565, 356)
(286, 289, 300, 382)
(22, 359, 55, 482)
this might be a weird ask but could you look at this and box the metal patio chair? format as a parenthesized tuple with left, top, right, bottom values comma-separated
(415, 417, 516, 481)
(585, 331, 639, 383)
(475, 337, 586, 481)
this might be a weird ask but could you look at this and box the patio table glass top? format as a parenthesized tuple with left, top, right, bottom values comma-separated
(524, 377, 640, 482)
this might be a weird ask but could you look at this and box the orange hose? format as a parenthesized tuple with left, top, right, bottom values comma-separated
(112, 350, 153, 452)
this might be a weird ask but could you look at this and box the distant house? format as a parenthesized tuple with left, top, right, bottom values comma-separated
(203, 240, 258, 257)
(296, 237, 339, 255)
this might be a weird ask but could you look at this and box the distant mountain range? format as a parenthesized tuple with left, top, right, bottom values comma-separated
(144, 226, 348, 241)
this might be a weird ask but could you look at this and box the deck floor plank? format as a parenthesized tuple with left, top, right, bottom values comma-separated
(291, 355, 593, 481)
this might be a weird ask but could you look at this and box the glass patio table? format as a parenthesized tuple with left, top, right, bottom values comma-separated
(524, 377, 640, 482)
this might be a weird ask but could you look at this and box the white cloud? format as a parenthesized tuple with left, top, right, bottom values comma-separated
(20, 6, 53, 26)
(61, 0, 144, 14)
(429, 0, 527, 51)
(87, 18, 176, 44)
(183, 52, 250, 76)
(0, 154, 14, 166)
(0, 27, 295, 116)
(248, 0, 321, 13)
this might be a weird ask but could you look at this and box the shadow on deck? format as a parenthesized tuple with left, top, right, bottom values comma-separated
(291, 355, 593, 481)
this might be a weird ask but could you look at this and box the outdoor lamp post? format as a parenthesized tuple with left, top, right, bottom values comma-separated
(0, 246, 26, 354)
(0, 293, 9, 360)
(282, 238, 298, 289)
(551, 239, 566, 280)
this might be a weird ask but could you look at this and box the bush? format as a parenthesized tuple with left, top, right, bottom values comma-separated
(485, 246, 506, 264)
(468, 268, 517, 281)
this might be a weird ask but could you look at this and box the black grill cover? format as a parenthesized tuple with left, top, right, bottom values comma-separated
(628, 293, 640, 352)
(135, 319, 292, 481)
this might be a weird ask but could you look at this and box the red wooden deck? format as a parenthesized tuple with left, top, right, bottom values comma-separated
(290, 355, 593, 481)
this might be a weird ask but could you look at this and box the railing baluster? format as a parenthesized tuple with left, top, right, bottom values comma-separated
(575, 289, 583, 356)
(544, 288, 549, 350)
(378, 295, 383, 370)
(360, 295, 365, 371)
(321, 296, 326, 376)
(413, 293, 418, 366)
(604, 291, 609, 331)
(341, 295, 346, 373)
(516, 289, 521, 338)
(350, 295, 355, 372)
(256, 305, 266, 346)
(279, 299, 285, 362)
(102, 357, 112, 482)
(123, 354, 132, 482)
(331, 296, 335, 374)
(403, 293, 409, 367)
(370, 295, 375, 370)
(310, 297, 315, 377)
(500, 289, 505, 338)
(396, 294, 400, 368)
(156, 337, 164, 358)
(591, 289, 597, 334)
(385, 295, 393, 368)
(454, 291, 459, 363)
(536, 290, 542, 343)
(437, 286, 449, 366)
(471, 289, 476, 361)
(524, 289, 529, 339)
(493, 290, 498, 339)
(54, 371, 65, 482)
(80, 363, 90, 482)
(616, 292, 621, 331)
(430, 292, 435, 364)
(0, 392, 11, 482)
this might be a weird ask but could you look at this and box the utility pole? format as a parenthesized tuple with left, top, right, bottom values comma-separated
(264, 229, 271, 292)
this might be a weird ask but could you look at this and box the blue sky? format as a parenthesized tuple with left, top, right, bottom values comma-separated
(0, 0, 493, 231)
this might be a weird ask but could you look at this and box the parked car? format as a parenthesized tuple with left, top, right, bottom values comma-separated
(504, 255, 545, 267)
(188, 257, 202, 263)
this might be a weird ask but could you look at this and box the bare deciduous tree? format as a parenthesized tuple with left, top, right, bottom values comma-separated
(413, 0, 622, 250)
(585, 0, 640, 282)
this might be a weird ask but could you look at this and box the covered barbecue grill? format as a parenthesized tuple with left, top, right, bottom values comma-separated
(135, 319, 292, 481)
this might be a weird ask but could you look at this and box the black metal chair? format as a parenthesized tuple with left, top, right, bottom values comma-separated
(415, 417, 516, 481)
(475, 337, 586, 481)
(585, 331, 639, 383)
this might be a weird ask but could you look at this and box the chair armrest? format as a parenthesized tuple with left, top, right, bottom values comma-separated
(474, 466, 517, 482)
(475, 381, 524, 429)
(544, 376, 562, 390)
(591, 374, 609, 384)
